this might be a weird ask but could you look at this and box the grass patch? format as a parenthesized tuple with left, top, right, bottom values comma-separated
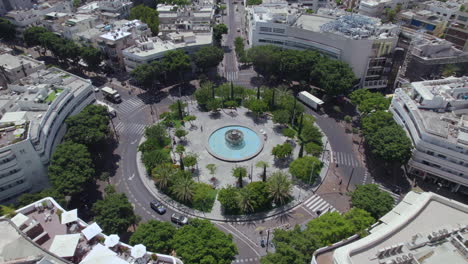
(44, 89, 64, 103)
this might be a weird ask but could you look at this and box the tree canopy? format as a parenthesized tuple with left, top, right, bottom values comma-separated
(23, 26, 48, 47)
(171, 219, 238, 264)
(193, 46, 224, 71)
(48, 142, 95, 196)
(271, 142, 293, 160)
(350, 184, 394, 219)
(213, 24, 228, 44)
(92, 188, 137, 234)
(80, 46, 103, 71)
(130, 5, 160, 35)
(367, 124, 413, 164)
(129, 220, 176, 253)
(64, 105, 110, 150)
(289, 156, 322, 184)
(0, 18, 16, 42)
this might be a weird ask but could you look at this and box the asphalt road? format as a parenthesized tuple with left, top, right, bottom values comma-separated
(98, 84, 261, 263)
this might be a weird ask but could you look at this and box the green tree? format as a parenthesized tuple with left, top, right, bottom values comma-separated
(144, 123, 168, 146)
(130, 5, 160, 35)
(171, 219, 237, 264)
(310, 59, 355, 97)
(64, 105, 110, 150)
(247, 45, 281, 80)
(282, 128, 296, 141)
(361, 111, 394, 136)
(152, 163, 177, 190)
(234, 37, 245, 58)
(162, 49, 191, 81)
(237, 188, 255, 213)
(218, 185, 240, 213)
(206, 98, 222, 112)
(183, 153, 198, 169)
(48, 142, 94, 196)
(206, 163, 217, 176)
(175, 128, 188, 140)
(245, 98, 268, 117)
(272, 110, 291, 126)
(171, 176, 195, 202)
(305, 142, 322, 157)
(80, 46, 102, 71)
(17, 188, 66, 208)
(0, 205, 16, 218)
(0, 18, 16, 42)
(142, 149, 171, 172)
(232, 167, 247, 188)
(367, 124, 413, 164)
(350, 184, 394, 219)
(271, 143, 293, 160)
(195, 81, 214, 107)
(300, 123, 322, 144)
(193, 46, 224, 72)
(267, 171, 292, 205)
(92, 189, 137, 234)
(256, 161, 269, 182)
(130, 63, 157, 87)
(213, 24, 228, 44)
(247, 0, 262, 5)
(289, 156, 322, 184)
(349, 89, 390, 114)
(130, 220, 176, 253)
(73, 0, 81, 8)
(23, 26, 48, 47)
(192, 183, 216, 212)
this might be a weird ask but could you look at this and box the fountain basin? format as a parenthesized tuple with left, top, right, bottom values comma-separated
(207, 125, 263, 162)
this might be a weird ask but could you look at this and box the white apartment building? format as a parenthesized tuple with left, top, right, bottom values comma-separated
(123, 32, 213, 72)
(358, 0, 409, 18)
(0, 53, 46, 86)
(96, 19, 152, 70)
(77, 0, 133, 19)
(157, 4, 214, 34)
(4, 1, 72, 35)
(315, 191, 468, 264)
(390, 77, 468, 194)
(0, 0, 34, 15)
(0, 67, 96, 201)
(246, 5, 400, 89)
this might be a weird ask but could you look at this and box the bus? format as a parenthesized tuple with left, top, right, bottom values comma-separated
(298, 91, 324, 111)
(101, 86, 121, 103)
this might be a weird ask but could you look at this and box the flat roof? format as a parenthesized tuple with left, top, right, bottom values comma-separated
(333, 191, 468, 264)
(294, 14, 334, 32)
(0, 54, 43, 71)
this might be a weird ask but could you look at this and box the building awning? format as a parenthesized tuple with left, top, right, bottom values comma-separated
(49, 234, 81, 257)
(82, 222, 103, 240)
(11, 213, 29, 227)
(80, 244, 129, 264)
(61, 209, 78, 225)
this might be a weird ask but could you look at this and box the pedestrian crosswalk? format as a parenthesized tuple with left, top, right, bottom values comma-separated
(333, 151, 359, 167)
(225, 71, 239, 81)
(114, 122, 147, 136)
(116, 97, 147, 115)
(377, 185, 401, 205)
(232, 257, 259, 263)
(302, 194, 338, 214)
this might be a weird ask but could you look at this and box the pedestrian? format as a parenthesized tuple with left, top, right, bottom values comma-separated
(201, 125, 203, 132)
(339, 179, 342, 185)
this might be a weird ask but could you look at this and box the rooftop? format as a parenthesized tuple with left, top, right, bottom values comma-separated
(330, 191, 468, 264)
(1, 197, 182, 264)
(0, 53, 44, 71)
(398, 77, 468, 145)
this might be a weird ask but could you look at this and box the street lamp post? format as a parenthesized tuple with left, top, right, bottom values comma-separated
(346, 168, 355, 191)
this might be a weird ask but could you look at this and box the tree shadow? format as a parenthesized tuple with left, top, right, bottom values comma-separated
(250, 76, 264, 87)
(168, 82, 197, 97)
(137, 90, 169, 104)
(244, 112, 268, 125)
(209, 111, 222, 119)
(71, 181, 103, 222)
(273, 157, 292, 169)
(90, 76, 108, 87)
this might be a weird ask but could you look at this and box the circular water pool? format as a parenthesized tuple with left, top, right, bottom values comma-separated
(207, 125, 263, 162)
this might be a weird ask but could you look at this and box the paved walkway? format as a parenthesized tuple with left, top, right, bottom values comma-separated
(135, 103, 333, 222)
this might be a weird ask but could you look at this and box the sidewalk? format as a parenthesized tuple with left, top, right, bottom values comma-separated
(135, 105, 333, 222)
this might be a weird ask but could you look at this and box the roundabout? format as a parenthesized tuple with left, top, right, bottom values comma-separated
(207, 125, 264, 162)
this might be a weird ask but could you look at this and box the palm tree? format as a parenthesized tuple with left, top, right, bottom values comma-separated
(152, 163, 176, 190)
(232, 167, 247, 188)
(255, 161, 269, 182)
(171, 177, 195, 202)
(237, 188, 255, 213)
(267, 171, 292, 205)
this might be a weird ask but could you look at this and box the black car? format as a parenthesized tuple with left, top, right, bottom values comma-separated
(150, 201, 166, 215)
(171, 213, 189, 225)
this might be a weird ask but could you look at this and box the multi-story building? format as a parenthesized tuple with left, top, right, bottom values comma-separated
(390, 77, 468, 194)
(77, 0, 133, 19)
(0, 0, 34, 16)
(421, 0, 462, 21)
(157, 4, 214, 34)
(1, 197, 183, 264)
(445, 5, 468, 51)
(123, 32, 213, 72)
(41, 13, 99, 40)
(314, 191, 468, 264)
(358, 0, 409, 18)
(394, 32, 468, 85)
(399, 10, 449, 36)
(0, 67, 96, 201)
(246, 5, 400, 89)
(97, 19, 152, 70)
(4, 1, 72, 35)
(0, 53, 46, 86)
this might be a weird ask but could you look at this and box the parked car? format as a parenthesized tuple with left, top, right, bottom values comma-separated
(171, 213, 188, 225)
(150, 201, 166, 215)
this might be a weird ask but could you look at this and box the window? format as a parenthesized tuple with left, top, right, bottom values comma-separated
(259, 27, 272, 32)
(273, 28, 285, 34)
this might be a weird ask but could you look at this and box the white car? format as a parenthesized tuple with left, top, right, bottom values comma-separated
(94, 87, 100, 93)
